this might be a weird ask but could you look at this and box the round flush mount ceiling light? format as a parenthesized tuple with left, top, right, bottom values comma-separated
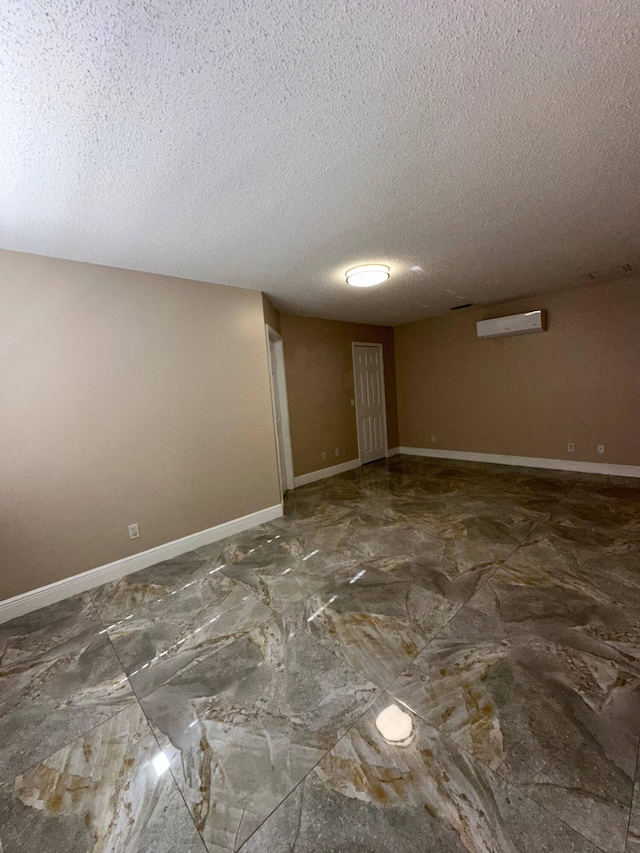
(345, 264, 390, 287)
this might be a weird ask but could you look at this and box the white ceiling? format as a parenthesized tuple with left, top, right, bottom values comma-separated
(1, 1, 639, 326)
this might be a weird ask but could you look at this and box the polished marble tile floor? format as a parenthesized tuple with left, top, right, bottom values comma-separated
(1, 455, 639, 852)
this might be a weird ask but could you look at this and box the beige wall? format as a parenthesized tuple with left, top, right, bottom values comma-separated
(280, 314, 399, 477)
(0, 250, 281, 600)
(395, 277, 640, 466)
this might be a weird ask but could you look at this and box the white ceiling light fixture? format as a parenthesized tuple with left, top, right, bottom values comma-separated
(345, 264, 390, 288)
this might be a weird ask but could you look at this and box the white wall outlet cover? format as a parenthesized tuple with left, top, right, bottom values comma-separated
(430, 435, 436, 443)
(128, 523, 140, 539)
(567, 443, 575, 452)
(321, 451, 327, 460)
(597, 445, 605, 454)
(335, 448, 340, 456)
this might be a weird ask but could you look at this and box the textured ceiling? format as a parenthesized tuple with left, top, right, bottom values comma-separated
(1, 1, 639, 325)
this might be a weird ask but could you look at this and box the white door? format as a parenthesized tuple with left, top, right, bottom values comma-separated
(353, 343, 387, 464)
(269, 336, 288, 496)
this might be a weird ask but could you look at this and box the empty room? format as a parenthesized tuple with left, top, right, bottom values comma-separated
(1, 2, 639, 852)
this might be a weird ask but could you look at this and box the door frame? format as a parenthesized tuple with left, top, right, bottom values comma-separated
(351, 341, 389, 464)
(266, 325, 295, 495)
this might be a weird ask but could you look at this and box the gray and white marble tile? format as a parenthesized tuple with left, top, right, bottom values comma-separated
(0, 703, 206, 853)
(557, 480, 640, 539)
(106, 572, 273, 697)
(90, 550, 215, 623)
(0, 627, 135, 784)
(239, 692, 602, 853)
(0, 593, 101, 667)
(197, 524, 358, 612)
(388, 580, 640, 853)
(527, 481, 640, 554)
(2, 455, 638, 852)
(490, 535, 640, 663)
(629, 751, 640, 852)
(141, 615, 379, 852)
(285, 557, 482, 689)
(322, 496, 529, 574)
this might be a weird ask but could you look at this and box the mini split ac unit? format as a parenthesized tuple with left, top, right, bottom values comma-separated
(476, 310, 546, 339)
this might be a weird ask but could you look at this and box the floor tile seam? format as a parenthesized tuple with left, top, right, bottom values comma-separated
(9, 689, 208, 852)
(238, 677, 615, 853)
(413, 538, 521, 647)
(127, 600, 281, 702)
(517, 489, 574, 546)
(231, 666, 384, 847)
(398, 568, 640, 816)
(87, 591, 111, 630)
(0, 694, 141, 792)
(88, 553, 227, 625)
(391, 531, 632, 849)
(235, 686, 384, 852)
(374, 561, 507, 697)
(380, 685, 616, 853)
(101, 609, 147, 702)
(552, 478, 595, 509)
(87, 592, 156, 705)
(272, 543, 520, 697)
(95, 584, 220, 705)
(87, 583, 105, 617)
(0, 592, 111, 672)
(214, 560, 353, 607)
(1, 634, 133, 749)
(445, 561, 640, 693)
(0, 625, 106, 677)
(99, 560, 277, 636)
(487, 495, 640, 682)
(275, 599, 389, 697)
(0, 599, 98, 639)
(377, 519, 634, 850)
(135, 689, 210, 852)
(272, 557, 461, 696)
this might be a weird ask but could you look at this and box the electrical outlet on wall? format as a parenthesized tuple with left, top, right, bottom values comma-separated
(597, 444, 605, 454)
(334, 448, 340, 457)
(430, 435, 436, 443)
(567, 443, 575, 453)
(321, 451, 327, 460)
(128, 523, 139, 540)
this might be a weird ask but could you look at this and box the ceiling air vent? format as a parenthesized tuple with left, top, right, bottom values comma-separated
(584, 264, 634, 282)
(450, 303, 473, 310)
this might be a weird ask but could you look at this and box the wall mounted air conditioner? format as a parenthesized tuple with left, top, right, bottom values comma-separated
(476, 310, 546, 339)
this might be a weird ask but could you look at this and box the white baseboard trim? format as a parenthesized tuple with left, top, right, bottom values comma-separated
(398, 447, 640, 478)
(387, 447, 401, 457)
(0, 503, 284, 624)
(294, 458, 361, 488)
